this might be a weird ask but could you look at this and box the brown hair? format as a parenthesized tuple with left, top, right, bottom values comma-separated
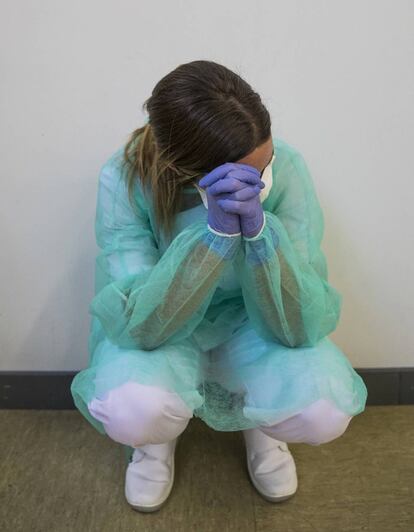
(122, 60, 271, 241)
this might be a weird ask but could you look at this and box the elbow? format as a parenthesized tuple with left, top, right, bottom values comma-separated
(286, 339, 308, 348)
(284, 305, 341, 348)
(90, 299, 165, 351)
(276, 327, 323, 349)
(119, 313, 165, 351)
(281, 320, 310, 348)
(284, 336, 315, 349)
(125, 326, 166, 351)
(280, 336, 322, 349)
(286, 326, 333, 348)
(111, 332, 161, 351)
(269, 330, 309, 348)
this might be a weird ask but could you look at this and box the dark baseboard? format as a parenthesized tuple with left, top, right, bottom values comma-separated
(0, 368, 413, 410)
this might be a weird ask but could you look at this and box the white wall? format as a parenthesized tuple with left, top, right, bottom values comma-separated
(1, 1, 413, 370)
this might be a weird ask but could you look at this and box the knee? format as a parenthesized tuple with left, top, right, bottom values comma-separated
(259, 398, 353, 446)
(87, 380, 193, 447)
(299, 398, 353, 445)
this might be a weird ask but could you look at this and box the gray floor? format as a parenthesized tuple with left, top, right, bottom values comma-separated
(0, 405, 413, 532)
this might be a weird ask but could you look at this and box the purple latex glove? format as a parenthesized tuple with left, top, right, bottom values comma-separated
(198, 162, 264, 236)
(199, 163, 265, 238)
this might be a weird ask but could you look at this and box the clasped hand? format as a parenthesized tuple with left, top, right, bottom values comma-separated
(198, 162, 266, 238)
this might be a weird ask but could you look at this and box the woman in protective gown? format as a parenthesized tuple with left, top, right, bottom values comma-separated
(70, 60, 367, 512)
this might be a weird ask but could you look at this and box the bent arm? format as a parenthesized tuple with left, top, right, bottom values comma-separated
(234, 211, 342, 347)
(234, 148, 342, 347)
(89, 151, 240, 351)
(91, 222, 240, 350)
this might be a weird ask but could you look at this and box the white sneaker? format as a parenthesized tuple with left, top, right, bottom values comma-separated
(125, 436, 178, 512)
(242, 428, 298, 502)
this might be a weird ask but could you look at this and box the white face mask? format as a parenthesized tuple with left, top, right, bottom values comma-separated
(194, 154, 275, 209)
(259, 153, 276, 203)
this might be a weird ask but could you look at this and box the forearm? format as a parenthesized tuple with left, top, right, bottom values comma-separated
(247, 246, 306, 346)
(90, 222, 241, 350)
(235, 211, 342, 347)
(126, 234, 238, 349)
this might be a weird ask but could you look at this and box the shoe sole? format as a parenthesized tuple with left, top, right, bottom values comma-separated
(126, 436, 178, 513)
(246, 452, 298, 503)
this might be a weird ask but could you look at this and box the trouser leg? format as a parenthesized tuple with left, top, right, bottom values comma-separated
(87, 380, 193, 447)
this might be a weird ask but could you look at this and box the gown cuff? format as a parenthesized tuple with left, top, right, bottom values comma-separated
(207, 224, 242, 237)
(242, 212, 267, 241)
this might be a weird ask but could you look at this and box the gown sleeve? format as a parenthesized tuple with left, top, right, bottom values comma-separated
(233, 146, 343, 348)
(89, 153, 241, 351)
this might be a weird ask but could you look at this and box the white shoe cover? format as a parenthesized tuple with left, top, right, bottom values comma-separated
(242, 428, 298, 502)
(125, 437, 177, 512)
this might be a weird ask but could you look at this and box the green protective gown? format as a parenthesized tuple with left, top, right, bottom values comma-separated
(71, 136, 368, 463)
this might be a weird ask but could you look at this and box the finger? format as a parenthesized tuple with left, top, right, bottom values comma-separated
(225, 167, 264, 187)
(198, 161, 260, 188)
(227, 162, 261, 176)
(229, 185, 262, 201)
(208, 174, 264, 196)
(208, 176, 251, 196)
(197, 163, 236, 188)
(216, 198, 258, 216)
(216, 198, 243, 214)
(217, 184, 262, 202)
